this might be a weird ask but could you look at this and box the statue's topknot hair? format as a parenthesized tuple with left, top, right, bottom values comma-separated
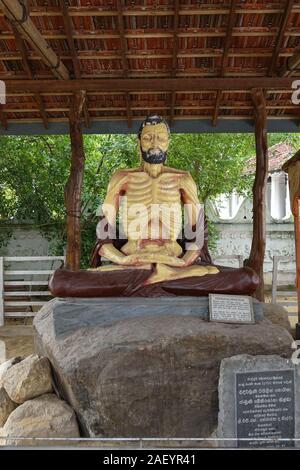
(138, 115, 170, 140)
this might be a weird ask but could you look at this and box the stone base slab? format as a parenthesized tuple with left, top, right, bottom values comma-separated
(48, 296, 263, 337)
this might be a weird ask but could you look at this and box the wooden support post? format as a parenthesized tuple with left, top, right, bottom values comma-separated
(294, 198, 300, 329)
(64, 91, 86, 271)
(247, 88, 268, 301)
(283, 152, 300, 338)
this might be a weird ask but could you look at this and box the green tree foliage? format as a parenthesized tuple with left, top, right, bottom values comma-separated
(0, 134, 138, 265)
(1, 132, 299, 266)
(168, 133, 256, 203)
(0, 134, 138, 223)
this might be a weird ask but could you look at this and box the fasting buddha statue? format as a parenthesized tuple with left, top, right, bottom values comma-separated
(49, 115, 258, 298)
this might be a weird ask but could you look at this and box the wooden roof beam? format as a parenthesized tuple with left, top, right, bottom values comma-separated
(0, 49, 298, 61)
(5, 103, 300, 113)
(0, 0, 69, 80)
(116, 0, 132, 128)
(213, 0, 237, 126)
(3, 77, 296, 93)
(268, 0, 294, 76)
(59, 0, 90, 128)
(0, 28, 290, 40)
(169, 0, 180, 125)
(11, 24, 48, 129)
(1, 5, 300, 16)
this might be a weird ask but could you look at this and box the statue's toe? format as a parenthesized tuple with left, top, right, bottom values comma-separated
(207, 266, 219, 274)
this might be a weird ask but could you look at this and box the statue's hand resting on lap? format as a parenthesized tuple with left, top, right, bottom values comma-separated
(120, 253, 186, 267)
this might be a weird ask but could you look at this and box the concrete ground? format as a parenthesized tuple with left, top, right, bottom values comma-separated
(0, 321, 34, 362)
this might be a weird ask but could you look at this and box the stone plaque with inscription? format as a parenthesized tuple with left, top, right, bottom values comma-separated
(236, 370, 295, 448)
(218, 355, 300, 448)
(209, 294, 254, 324)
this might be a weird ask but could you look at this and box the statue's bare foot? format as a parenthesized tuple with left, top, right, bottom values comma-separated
(145, 263, 219, 285)
(207, 266, 219, 274)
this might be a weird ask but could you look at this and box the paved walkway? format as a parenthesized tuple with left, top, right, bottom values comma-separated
(0, 323, 34, 362)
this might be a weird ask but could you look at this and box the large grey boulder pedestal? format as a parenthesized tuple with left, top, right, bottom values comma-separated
(33, 297, 293, 438)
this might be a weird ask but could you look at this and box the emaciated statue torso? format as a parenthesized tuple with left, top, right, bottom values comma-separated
(114, 166, 187, 258)
(94, 116, 219, 285)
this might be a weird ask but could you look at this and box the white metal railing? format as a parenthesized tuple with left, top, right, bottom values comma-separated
(271, 255, 297, 307)
(0, 256, 65, 326)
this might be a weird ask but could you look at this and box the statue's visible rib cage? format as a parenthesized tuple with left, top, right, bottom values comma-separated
(102, 166, 200, 257)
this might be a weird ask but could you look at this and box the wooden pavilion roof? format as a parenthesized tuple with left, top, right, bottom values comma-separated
(1, 0, 300, 133)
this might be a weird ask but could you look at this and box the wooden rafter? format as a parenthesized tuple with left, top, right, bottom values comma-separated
(280, 48, 300, 76)
(11, 25, 48, 129)
(0, 0, 69, 80)
(169, 0, 180, 125)
(59, 0, 90, 128)
(268, 1, 294, 117)
(212, 0, 236, 126)
(59, 0, 80, 78)
(268, 0, 294, 76)
(116, 0, 132, 128)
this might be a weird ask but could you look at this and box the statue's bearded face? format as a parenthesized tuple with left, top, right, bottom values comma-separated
(140, 123, 169, 164)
